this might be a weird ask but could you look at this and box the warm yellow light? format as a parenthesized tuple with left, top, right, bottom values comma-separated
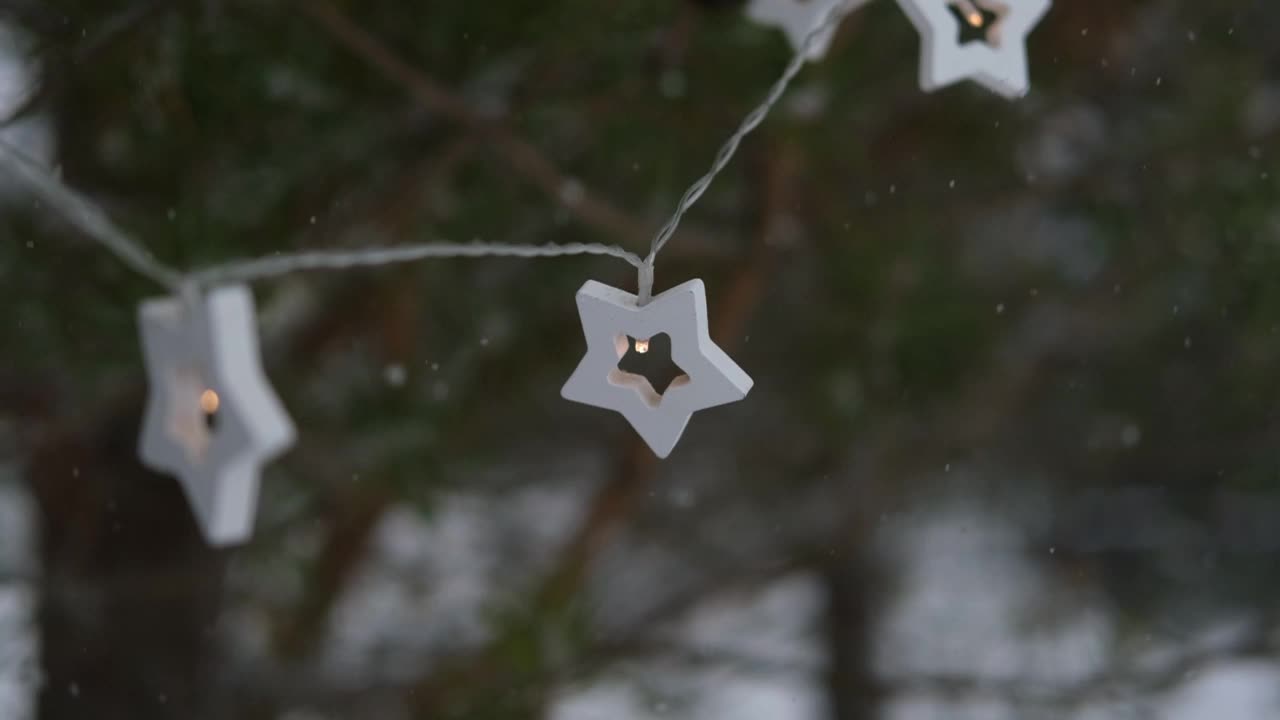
(200, 389, 220, 414)
(950, 1, 984, 26)
(634, 338, 650, 354)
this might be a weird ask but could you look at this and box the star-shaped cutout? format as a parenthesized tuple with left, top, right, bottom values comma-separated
(895, 0, 1050, 98)
(746, 0, 868, 62)
(946, 0, 1005, 45)
(561, 279, 753, 458)
(137, 284, 295, 546)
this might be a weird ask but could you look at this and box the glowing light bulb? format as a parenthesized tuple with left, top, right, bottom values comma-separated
(950, 1, 984, 26)
(200, 389, 220, 414)
(634, 338, 650, 354)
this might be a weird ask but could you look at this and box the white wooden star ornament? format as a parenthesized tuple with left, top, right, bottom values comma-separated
(562, 279, 753, 458)
(137, 284, 295, 546)
(746, 0, 868, 61)
(894, 0, 1050, 98)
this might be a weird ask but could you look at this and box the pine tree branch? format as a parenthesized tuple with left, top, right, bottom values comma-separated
(297, 0, 679, 253)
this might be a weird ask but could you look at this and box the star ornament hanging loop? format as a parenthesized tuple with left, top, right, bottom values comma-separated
(138, 284, 295, 546)
(562, 279, 753, 459)
(895, 0, 1051, 99)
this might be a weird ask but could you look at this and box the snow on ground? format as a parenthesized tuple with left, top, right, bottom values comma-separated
(550, 573, 829, 720)
(0, 478, 38, 720)
(320, 463, 593, 682)
(0, 585, 38, 720)
(876, 498, 1113, 687)
(1162, 662, 1280, 720)
(0, 24, 51, 183)
(877, 494, 1280, 720)
(547, 485, 1280, 720)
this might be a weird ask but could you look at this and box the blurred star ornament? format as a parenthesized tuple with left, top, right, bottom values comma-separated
(895, 0, 1050, 98)
(746, 0, 865, 61)
(138, 284, 295, 546)
(562, 279, 753, 458)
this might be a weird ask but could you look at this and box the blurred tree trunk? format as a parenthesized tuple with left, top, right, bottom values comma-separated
(27, 400, 227, 720)
(823, 548, 885, 720)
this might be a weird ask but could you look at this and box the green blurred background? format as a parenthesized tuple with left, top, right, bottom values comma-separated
(1, 0, 1279, 718)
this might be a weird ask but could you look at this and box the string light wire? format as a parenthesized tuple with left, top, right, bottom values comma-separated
(0, 0, 862, 295)
(0, 140, 186, 292)
(639, 0, 861, 303)
(0, 137, 643, 288)
(192, 240, 644, 286)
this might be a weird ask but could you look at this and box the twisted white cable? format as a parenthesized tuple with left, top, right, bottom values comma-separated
(637, 0, 861, 303)
(0, 0, 865, 296)
(0, 140, 186, 291)
(0, 139, 642, 288)
(192, 239, 643, 286)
